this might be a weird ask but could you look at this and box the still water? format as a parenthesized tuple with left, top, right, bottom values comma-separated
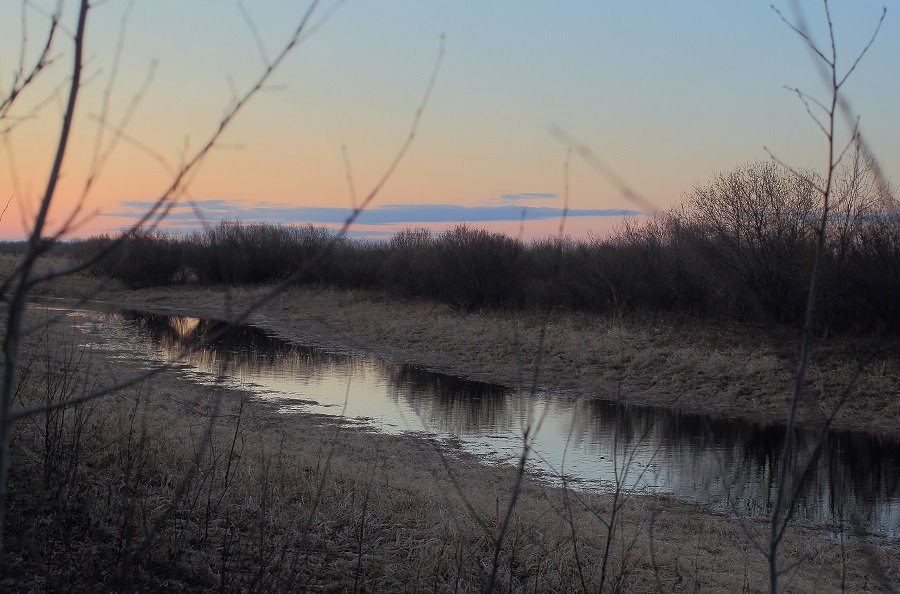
(64, 308, 900, 536)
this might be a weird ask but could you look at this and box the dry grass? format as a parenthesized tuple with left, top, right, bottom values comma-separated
(2, 299, 898, 591)
(24, 256, 899, 437)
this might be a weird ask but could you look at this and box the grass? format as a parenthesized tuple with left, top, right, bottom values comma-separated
(3, 3, 896, 589)
(21, 267, 900, 436)
(3, 307, 896, 591)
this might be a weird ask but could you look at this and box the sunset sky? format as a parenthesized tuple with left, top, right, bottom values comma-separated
(1, 1, 897, 240)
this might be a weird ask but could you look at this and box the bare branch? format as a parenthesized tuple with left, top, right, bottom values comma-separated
(836, 7, 886, 89)
(341, 145, 358, 209)
(832, 120, 860, 169)
(0, 195, 12, 222)
(237, 1, 271, 66)
(0, 2, 61, 122)
(551, 126, 657, 213)
(785, 86, 829, 137)
(53, 59, 158, 240)
(26, 1, 88, 249)
(766, 2, 886, 591)
(0, 0, 91, 557)
(82, 1, 141, 198)
(20, 0, 328, 289)
(13, 31, 445, 421)
(771, 4, 832, 67)
(84, 109, 175, 176)
(763, 147, 826, 195)
(0, 75, 69, 137)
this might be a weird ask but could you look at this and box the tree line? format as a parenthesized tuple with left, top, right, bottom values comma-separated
(74, 157, 899, 334)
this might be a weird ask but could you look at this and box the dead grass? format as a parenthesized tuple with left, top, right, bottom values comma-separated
(23, 255, 899, 437)
(2, 303, 897, 591)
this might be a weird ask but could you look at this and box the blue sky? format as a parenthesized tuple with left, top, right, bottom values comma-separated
(1, 1, 897, 239)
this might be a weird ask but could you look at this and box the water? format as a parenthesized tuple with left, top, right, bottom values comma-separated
(63, 307, 900, 536)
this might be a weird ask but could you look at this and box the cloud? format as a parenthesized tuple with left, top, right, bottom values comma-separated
(118, 199, 241, 212)
(498, 192, 559, 202)
(104, 199, 641, 227)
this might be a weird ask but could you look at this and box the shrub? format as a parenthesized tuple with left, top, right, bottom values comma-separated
(821, 216, 900, 333)
(74, 160, 898, 335)
(382, 228, 435, 296)
(188, 221, 333, 284)
(419, 225, 524, 311)
(72, 230, 187, 287)
(677, 161, 819, 324)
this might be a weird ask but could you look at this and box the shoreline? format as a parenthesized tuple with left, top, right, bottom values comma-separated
(32, 280, 900, 438)
(4, 284, 898, 590)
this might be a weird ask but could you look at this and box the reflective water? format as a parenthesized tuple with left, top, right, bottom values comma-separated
(66, 308, 900, 536)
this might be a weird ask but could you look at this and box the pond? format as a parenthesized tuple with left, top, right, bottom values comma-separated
(61, 306, 900, 537)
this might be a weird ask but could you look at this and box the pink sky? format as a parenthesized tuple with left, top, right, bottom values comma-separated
(1, 1, 896, 240)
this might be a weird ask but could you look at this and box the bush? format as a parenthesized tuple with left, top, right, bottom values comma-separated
(821, 217, 900, 333)
(73, 230, 188, 287)
(382, 228, 435, 296)
(677, 161, 819, 324)
(74, 159, 899, 334)
(418, 225, 524, 311)
(188, 221, 333, 284)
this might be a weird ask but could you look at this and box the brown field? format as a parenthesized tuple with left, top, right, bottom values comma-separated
(1, 253, 898, 591)
(22, 250, 900, 437)
(4, 303, 898, 592)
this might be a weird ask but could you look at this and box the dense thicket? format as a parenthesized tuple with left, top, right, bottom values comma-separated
(74, 159, 899, 333)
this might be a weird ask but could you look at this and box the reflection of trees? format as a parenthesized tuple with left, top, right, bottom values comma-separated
(818, 430, 900, 529)
(387, 365, 511, 435)
(118, 311, 356, 382)
(564, 397, 900, 529)
(115, 310, 899, 532)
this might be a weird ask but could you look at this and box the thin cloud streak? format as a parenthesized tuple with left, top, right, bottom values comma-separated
(106, 199, 641, 226)
(498, 192, 559, 202)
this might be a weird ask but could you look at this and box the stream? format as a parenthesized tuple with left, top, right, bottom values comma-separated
(59, 306, 900, 537)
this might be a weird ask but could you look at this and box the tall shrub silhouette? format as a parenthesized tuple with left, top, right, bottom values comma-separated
(424, 225, 524, 311)
(678, 161, 819, 324)
(188, 221, 332, 284)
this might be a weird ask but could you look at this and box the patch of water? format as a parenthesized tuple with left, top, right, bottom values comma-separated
(61, 307, 900, 537)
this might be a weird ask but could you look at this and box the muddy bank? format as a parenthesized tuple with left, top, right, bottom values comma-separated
(35, 273, 900, 437)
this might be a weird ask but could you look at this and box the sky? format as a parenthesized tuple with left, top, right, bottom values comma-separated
(1, 0, 897, 240)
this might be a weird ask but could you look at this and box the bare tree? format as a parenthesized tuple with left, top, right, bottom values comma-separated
(0, 0, 441, 560)
(766, 2, 887, 592)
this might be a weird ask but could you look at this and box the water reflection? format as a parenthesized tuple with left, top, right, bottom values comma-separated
(388, 365, 511, 435)
(71, 309, 900, 535)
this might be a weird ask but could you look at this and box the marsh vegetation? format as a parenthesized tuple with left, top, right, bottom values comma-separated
(1, 304, 897, 591)
(75, 155, 900, 334)
(2, 0, 898, 591)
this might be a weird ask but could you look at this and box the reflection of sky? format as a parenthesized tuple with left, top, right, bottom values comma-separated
(64, 307, 900, 537)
